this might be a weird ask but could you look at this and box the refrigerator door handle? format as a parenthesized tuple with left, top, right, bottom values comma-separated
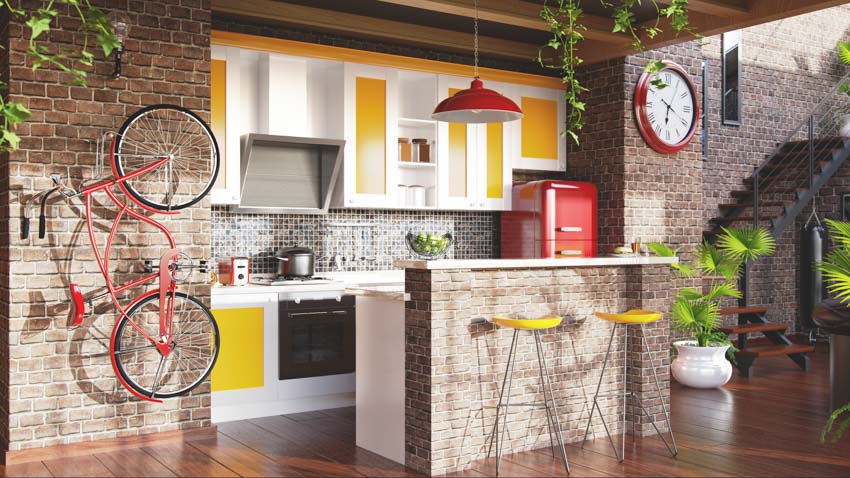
(557, 226, 583, 233)
(558, 250, 583, 256)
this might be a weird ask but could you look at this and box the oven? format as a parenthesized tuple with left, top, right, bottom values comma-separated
(278, 295, 355, 380)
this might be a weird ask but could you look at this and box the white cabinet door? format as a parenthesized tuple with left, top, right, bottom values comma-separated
(341, 63, 399, 208)
(210, 46, 242, 205)
(511, 85, 566, 172)
(477, 80, 515, 211)
(210, 293, 278, 423)
(436, 75, 479, 210)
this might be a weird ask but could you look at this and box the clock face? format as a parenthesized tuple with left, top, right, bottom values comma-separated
(634, 61, 699, 154)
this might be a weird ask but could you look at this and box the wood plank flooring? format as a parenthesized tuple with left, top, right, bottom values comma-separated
(2, 349, 849, 477)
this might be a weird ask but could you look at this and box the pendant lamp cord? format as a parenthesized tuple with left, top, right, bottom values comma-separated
(805, 199, 821, 228)
(473, 0, 479, 79)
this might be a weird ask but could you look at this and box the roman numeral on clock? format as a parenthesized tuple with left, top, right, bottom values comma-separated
(648, 111, 656, 122)
(655, 125, 662, 135)
(680, 91, 688, 99)
(683, 105, 691, 113)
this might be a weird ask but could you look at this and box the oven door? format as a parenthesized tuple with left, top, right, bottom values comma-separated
(279, 298, 355, 380)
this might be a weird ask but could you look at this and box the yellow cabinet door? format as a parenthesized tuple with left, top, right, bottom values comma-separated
(211, 307, 264, 392)
(513, 86, 566, 172)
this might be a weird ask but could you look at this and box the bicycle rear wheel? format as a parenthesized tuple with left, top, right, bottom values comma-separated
(113, 104, 220, 211)
(112, 292, 219, 399)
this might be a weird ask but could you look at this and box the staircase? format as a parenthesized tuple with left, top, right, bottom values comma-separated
(705, 72, 850, 376)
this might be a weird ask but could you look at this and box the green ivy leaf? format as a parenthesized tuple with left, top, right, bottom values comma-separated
(839, 41, 850, 67)
(2, 129, 21, 150)
(4, 102, 32, 125)
(26, 15, 53, 41)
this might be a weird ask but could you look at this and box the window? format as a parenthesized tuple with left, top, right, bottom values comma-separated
(722, 30, 741, 125)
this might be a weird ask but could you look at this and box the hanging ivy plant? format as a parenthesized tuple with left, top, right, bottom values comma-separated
(538, 0, 698, 145)
(0, 0, 118, 152)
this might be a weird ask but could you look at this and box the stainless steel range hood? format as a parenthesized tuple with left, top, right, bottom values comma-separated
(232, 134, 345, 215)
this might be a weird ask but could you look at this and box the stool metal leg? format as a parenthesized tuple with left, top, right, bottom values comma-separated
(534, 333, 557, 460)
(620, 322, 628, 463)
(534, 330, 570, 475)
(487, 329, 519, 476)
(581, 323, 620, 459)
(639, 323, 678, 457)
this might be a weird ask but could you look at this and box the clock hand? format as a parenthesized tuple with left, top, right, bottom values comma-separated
(662, 98, 687, 122)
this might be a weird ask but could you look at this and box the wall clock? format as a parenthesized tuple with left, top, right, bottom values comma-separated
(634, 60, 699, 154)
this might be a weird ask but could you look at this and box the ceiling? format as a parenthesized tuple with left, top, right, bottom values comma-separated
(212, 0, 850, 68)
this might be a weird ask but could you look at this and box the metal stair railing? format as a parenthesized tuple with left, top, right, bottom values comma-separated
(752, 71, 850, 236)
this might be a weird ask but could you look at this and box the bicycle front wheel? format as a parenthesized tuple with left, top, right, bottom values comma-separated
(113, 104, 220, 211)
(112, 292, 219, 399)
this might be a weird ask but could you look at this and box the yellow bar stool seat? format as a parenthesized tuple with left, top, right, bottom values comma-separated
(487, 313, 570, 476)
(594, 309, 662, 324)
(581, 309, 677, 463)
(492, 314, 563, 330)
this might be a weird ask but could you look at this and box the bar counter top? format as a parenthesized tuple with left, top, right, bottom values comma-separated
(393, 255, 677, 270)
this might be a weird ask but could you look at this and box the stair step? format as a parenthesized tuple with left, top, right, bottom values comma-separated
(782, 136, 850, 150)
(718, 201, 786, 210)
(719, 306, 768, 316)
(736, 343, 815, 358)
(719, 323, 787, 334)
(710, 216, 773, 225)
(769, 148, 841, 161)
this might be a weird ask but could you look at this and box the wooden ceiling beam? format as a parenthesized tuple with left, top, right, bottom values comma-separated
(211, 0, 541, 61)
(373, 0, 626, 44)
(685, 0, 749, 17)
(582, 0, 850, 65)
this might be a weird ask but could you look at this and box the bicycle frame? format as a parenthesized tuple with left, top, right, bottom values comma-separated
(72, 142, 185, 403)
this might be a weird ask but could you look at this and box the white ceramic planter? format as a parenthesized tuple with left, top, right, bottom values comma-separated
(671, 340, 733, 389)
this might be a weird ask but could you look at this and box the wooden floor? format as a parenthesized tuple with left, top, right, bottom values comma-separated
(3, 349, 850, 477)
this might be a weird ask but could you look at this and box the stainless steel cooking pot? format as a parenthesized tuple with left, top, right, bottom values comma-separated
(275, 246, 315, 278)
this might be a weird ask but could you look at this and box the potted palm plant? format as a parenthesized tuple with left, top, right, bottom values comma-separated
(648, 226, 776, 388)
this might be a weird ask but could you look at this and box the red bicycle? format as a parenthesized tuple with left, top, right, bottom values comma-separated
(48, 104, 220, 403)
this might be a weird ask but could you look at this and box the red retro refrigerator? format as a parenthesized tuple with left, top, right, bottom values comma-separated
(501, 180, 598, 258)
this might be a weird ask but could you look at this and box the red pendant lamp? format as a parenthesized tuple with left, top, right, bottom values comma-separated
(432, 0, 523, 124)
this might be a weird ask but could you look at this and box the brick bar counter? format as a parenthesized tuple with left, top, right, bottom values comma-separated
(393, 256, 679, 476)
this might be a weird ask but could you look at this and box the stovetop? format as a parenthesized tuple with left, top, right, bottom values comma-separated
(251, 276, 338, 286)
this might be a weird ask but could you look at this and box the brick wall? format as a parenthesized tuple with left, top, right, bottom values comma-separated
(1, 4, 12, 452)
(701, 6, 850, 332)
(3, 0, 213, 451)
(569, 42, 704, 256)
(404, 264, 675, 476)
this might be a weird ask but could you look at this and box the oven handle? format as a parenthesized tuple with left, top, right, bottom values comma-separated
(288, 310, 349, 318)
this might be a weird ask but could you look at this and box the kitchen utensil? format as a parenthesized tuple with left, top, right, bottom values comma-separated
(408, 185, 426, 207)
(218, 257, 250, 286)
(398, 137, 411, 162)
(412, 138, 430, 163)
(275, 246, 316, 278)
(405, 232, 453, 260)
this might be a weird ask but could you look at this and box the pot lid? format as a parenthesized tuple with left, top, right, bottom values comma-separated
(275, 246, 314, 256)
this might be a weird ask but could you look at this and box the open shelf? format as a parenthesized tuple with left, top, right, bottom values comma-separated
(399, 117, 437, 127)
(399, 161, 436, 169)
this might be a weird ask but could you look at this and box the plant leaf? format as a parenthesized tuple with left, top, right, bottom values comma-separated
(704, 281, 742, 301)
(819, 249, 850, 304)
(839, 41, 850, 67)
(822, 401, 850, 443)
(717, 226, 776, 263)
(680, 288, 704, 300)
(826, 219, 850, 251)
(2, 129, 21, 150)
(647, 242, 676, 257)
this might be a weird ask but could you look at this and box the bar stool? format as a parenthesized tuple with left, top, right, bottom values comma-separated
(486, 314, 570, 476)
(581, 309, 677, 462)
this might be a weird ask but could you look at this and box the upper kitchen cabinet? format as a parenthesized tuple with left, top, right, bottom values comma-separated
(436, 76, 513, 211)
(511, 86, 566, 172)
(336, 64, 399, 209)
(210, 45, 343, 205)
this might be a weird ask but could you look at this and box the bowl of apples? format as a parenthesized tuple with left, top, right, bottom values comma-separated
(406, 232, 453, 260)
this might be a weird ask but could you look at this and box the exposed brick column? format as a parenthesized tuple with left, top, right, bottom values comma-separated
(0, 4, 12, 453)
(3, 0, 212, 453)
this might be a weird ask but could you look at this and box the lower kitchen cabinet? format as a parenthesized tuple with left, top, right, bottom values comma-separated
(210, 289, 355, 423)
(211, 306, 265, 392)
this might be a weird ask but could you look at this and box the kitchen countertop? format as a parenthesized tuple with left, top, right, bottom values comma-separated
(393, 255, 678, 270)
(346, 285, 408, 301)
(211, 270, 404, 296)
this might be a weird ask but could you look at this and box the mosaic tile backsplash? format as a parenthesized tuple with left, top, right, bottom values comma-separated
(211, 206, 499, 274)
